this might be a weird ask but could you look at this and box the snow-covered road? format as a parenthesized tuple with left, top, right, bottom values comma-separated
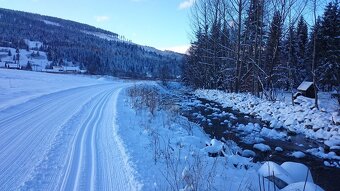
(0, 83, 140, 191)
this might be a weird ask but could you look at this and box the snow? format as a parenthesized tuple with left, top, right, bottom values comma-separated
(280, 162, 313, 183)
(42, 20, 61, 27)
(82, 31, 120, 42)
(0, 70, 140, 190)
(203, 139, 224, 154)
(0, 46, 49, 71)
(195, 89, 340, 153)
(258, 161, 322, 190)
(258, 161, 294, 185)
(0, 70, 330, 190)
(241, 149, 256, 158)
(253, 143, 271, 152)
(291, 151, 306, 158)
(114, 83, 271, 190)
(24, 39, 43, 49)
(281, 182, 324, 191)
(0, 69, 110, 111)
(297, 81, 313, 91)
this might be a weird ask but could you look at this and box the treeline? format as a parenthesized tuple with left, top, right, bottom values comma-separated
(0, 8, 183, 79)
(183, 0, 339, 99)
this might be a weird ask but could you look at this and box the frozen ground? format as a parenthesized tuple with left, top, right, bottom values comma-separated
(0, 70, 140, 190)
(115, 83, 326, 190)
(0, 70, 327, 190)
(0, 69, 111, 111)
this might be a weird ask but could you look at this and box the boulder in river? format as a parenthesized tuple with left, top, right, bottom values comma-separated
(258, 161, 323, 190)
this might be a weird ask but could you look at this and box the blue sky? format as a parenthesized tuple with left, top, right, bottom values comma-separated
(0, 0, 195, 53)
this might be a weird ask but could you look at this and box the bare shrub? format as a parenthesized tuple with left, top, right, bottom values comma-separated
(127, 85, 160, 115)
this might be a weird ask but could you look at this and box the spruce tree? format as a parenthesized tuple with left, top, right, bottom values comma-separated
(296, 16, 308, 83)
(265, 11, 282, 97)
(319, 2, 340, 91)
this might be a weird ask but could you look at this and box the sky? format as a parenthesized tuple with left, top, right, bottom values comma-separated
(0, 0, 196, 53)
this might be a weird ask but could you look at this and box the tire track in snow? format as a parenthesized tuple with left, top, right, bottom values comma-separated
(0, 84, 113, 190)
(2, 83, 142, 191)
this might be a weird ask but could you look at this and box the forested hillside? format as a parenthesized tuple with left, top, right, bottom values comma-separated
(0, 8, 183, 78)
(183, 0, 339, 99)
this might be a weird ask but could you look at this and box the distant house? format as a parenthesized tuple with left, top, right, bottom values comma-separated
(5, 61, 20, 69)
(296, 81, 315, 98)
(52, 66, 64, 72)
(63, 66, 80, 73)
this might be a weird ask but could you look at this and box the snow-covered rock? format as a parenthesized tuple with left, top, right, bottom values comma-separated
(202, 139, 224, 156)
(194, 89, 340, 154)
(258, 161, 322, 190)
(258, 161, 293, 188)
(281, 182, 324, 191)
(280, 162, 313, 183)
(253, 143, 271, 152)
(241, 149, 256, 158)
(291, 151, 306, 159)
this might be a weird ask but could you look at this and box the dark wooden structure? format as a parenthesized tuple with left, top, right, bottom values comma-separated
(297, 81, 315, 98)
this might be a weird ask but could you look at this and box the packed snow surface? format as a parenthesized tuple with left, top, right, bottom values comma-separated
(0, 70, 141, 190)
(0, 69, 110, 111)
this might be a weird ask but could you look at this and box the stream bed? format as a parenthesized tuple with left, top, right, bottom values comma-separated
(180, 96, 340, 191)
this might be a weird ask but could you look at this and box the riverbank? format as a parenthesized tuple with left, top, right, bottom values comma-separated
(195, 89, 340, 166)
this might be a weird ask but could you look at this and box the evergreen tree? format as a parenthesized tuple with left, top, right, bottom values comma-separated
(296, 16, 308, 83)
(318, 2, 340, 91)
(265, 11, 282, 96)
(307, 18, 323, 82)
(26, 61, 32, 70)
(282, 25, 298, 89)
(242, 0, 265, 95)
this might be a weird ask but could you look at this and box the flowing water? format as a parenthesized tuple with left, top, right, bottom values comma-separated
(181, 96, 340, 191)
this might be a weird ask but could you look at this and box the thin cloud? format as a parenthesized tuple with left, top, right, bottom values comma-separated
(178, 0, 196, 10)
(95, 16, 110, 23)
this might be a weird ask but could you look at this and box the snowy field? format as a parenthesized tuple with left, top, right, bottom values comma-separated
(0, 69, 111, 111)
(0, 69, 141, 190)
(0, 70, 328, 190)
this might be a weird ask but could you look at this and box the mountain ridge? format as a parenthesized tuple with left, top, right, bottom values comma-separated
(0, 8, 183, 79)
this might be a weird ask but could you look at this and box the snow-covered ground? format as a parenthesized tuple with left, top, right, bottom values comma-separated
(116, 84, 262, 190)
(0, 46, 50, 70)
(0, 69, 111, 111)
(0, 70, 328, 190)
(0, 70, 140, 190)
(115, 83, 326, 190)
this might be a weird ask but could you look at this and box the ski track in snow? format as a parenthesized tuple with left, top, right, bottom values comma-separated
(0, 83, 141, 191)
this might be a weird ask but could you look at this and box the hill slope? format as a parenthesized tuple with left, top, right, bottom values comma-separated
(0, 8, 183, 78)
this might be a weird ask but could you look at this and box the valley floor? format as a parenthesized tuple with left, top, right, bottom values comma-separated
(0, 69, 141, 190)
(0, 69, 335, 190)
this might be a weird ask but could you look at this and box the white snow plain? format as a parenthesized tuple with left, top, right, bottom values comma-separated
(0, 69, 141, 190)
